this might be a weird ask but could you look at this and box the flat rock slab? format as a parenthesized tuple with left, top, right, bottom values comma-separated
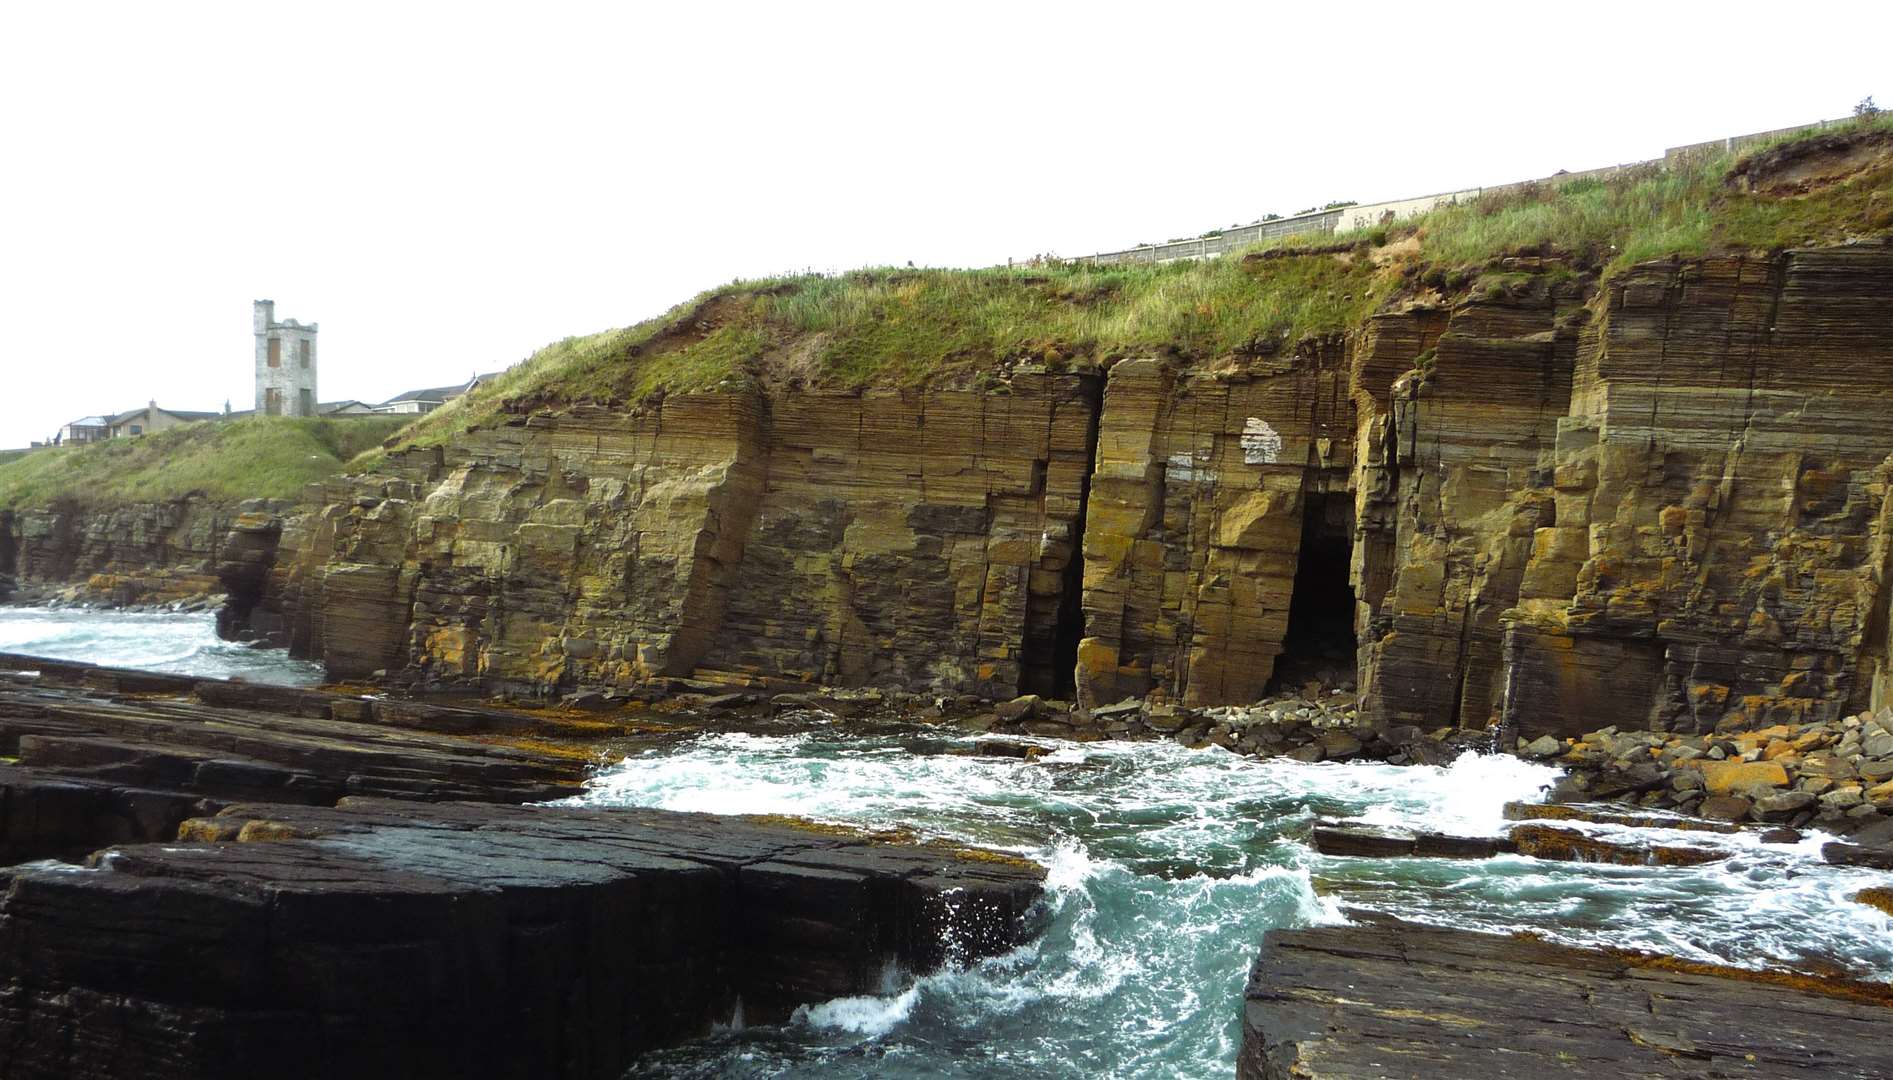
(1507, 823, 1728, 867)
(0, 665, 594, 862)
(1822, 840, 1893, 870)
(1241, 922, 1893, 1079)
(0, 798, 1045, 1080)
(1312, 818, 1729, 867)
(1312, 824, 1513, 860)
(1503, 800, 1745, 833)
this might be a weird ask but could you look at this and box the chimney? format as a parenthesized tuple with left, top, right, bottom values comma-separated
(253, 299, 275, 334)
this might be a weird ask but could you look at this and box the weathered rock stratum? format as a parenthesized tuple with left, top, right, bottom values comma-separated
(0, 799, 1042, 1080)
(0, 497, 278, 607)
(221, 242, 1893, 742)
(0, 657, 1046, 1079)
(1239, 920, 1893, 1078)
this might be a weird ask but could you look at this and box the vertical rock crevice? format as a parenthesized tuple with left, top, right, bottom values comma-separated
(1020, 375, 1103, 698)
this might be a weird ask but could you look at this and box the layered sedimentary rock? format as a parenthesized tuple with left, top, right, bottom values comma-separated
(0, 652, 591, 865)
(0, 660, 1045, 1079)
(1346, 245, 1893, 737)
(1504, 248, 1893, 735)
(701, 378, 1097, 697)
(1349, 267, 1583, 729)
(1, 496, 264, 604)
(224, 242, 1893, 736)
(1075, 350, 1354, 708)
(0, 800, 1042, 1080)
(1240, 921, 1893, 1078)
(244, 377, 1097, 698)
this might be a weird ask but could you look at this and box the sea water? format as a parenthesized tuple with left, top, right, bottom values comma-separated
(0, 605, 324, 685)
(572, 728, 1893, 1079)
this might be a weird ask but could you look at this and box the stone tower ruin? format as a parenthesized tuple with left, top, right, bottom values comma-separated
(253, 299, 318, 417)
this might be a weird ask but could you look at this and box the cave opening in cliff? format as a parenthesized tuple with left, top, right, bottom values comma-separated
(1270, 492, 1357, 693)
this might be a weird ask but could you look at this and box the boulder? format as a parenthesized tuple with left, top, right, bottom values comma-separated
(1693, 759, 1789, 796)
(1697, 795, 1755, 822)
(1317, 731, 1363, 760)
(994, 695, 1044, 723)
(1752, 790, 1817, 820)
(1521, 735, 1563, 759)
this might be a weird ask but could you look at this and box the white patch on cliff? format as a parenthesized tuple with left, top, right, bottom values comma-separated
(1240, 418, 1282, 465)
(1166, 451, 1217, 484)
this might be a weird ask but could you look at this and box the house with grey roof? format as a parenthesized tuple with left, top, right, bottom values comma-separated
(374, 372, 506, 415)
(107, 402, 223, 439)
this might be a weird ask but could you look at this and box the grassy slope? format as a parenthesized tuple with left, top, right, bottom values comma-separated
(0, 416, 410, 509)
(391, 117, 1893, 456)
(1418, 114, 1893, 271)
(390, 255, 1399, 452)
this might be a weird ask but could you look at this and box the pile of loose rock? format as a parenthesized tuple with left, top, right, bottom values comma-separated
(540, 674, 1893, 839)
(975, 683, 1487, 766)
(4, 579, 226, 614)
(544, 674, 1488, 768)
(1519, 707, 1893, 836)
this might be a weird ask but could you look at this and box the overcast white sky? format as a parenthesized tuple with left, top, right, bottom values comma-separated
(1, 1, 1885, 448)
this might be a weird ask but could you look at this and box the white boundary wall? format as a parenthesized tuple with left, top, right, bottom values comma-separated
(1033, 117, 1846, 269)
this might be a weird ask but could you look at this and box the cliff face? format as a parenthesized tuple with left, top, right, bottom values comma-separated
(0, 497, 261, 605)
(228, 243, 1893, 734)
(1349, 266, 1582, 731)
(237, 376, 1098, 699)
(1503, 248, 1893, 734)
(1075, 349, 1354, 708)
(1350, 246, 1893, 736)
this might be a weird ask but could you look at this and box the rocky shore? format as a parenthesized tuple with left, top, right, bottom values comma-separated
(420, 669, 1893, 845)
(0, 654, 1046, 1079)
(1240, 920, 1893, 1079)
(0, 498, 266, 611)
(0, 581, 226, 612)
(1515, 707, 1893, 837)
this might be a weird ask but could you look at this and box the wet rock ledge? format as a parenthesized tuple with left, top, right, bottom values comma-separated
(1240, 921, 1893, 1079)
(0, 656, 1044, 1079)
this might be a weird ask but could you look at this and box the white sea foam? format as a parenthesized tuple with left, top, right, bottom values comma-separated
(795, 983, 921, 1036)
(0, 606, 322, 685)
(577, 724, 1893, 1077)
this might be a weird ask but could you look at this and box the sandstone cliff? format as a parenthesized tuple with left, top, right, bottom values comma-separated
(204, 126, 1893, 737)
(1502, 247, 1893, 735)
(0, 497, 269, 606)
(234, 380, 1098, 698)
(225, 241, 1893, 739)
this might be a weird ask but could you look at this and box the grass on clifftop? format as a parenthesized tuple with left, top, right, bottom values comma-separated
(0, 416, 411, 508)
(1413, 112, 1893, 274)
(384, 116, 1893, 456)
(388, 252, 1397, 451)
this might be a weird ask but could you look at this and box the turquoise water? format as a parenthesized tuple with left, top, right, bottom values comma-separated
(572, 730, 1893, 1079)
(0, 606, 324, 685)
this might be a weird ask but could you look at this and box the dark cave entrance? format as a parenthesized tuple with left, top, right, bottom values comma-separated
(1269, 492, 1358, 693)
